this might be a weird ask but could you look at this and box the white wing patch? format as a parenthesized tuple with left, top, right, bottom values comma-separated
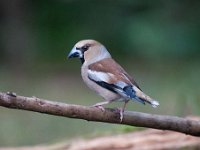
(115, 81, 128, 88)
(88, 69, 114, 82)
(88, 69, 130, 89)
(88, 69, 138, 100)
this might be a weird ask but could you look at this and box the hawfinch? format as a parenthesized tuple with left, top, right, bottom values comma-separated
(68, 39, 159, 121)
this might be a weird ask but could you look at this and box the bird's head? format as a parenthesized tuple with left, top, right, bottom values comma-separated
(68, 39, 111, 64)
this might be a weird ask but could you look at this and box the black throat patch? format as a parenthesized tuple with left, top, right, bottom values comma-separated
(80, 57, 85, 64)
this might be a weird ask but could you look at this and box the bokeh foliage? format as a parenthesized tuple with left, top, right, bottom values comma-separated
(1, 0, 200, 65)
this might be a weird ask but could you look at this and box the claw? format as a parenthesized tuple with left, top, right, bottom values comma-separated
(92, 101, 112, 112)
(119, 109, 124, 122)
(93, 105, 105, 112)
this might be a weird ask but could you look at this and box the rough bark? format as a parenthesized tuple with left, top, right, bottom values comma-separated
(0, 92, 200, 137)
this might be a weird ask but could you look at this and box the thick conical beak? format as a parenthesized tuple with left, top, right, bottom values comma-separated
(67, 47, 80, 59)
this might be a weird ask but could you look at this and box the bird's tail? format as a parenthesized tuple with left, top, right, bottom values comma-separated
(123, 85, 159, 108)
(137, 96, 159, 108)
(135, 90, 159, 108)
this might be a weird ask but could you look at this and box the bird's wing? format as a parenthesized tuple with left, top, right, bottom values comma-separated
(88, 58, 141, 90)
(88, 58, 144, 103)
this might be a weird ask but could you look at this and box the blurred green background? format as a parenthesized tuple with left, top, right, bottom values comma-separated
(0, 0, 200, 147)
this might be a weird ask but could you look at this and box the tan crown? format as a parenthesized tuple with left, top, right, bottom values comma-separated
(75, 39, 101, 48)
(74, 39, 111, 64)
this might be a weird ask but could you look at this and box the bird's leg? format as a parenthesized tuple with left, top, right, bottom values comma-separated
(118, 100, 129, 122)
(92, 100, 112, 111)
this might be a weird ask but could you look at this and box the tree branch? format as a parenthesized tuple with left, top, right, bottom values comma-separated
(0, 92, 200, 136)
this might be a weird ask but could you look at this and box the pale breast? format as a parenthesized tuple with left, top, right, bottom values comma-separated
(81, 64, 120, 101)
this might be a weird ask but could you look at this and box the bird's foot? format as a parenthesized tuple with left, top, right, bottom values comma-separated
(92, 104, 105, 112)
(114, 107, 124, 123)
(92, 101, 111, 112)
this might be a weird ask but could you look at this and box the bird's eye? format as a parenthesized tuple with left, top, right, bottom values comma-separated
(81, 44, 90, 52)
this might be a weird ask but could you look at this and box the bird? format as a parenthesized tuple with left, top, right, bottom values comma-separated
(67, 39, 159, 122)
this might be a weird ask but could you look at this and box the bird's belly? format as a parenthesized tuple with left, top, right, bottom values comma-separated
(81, 67, 120, 101)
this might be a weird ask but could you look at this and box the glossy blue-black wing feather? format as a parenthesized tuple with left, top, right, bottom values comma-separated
(123, 85, 145, 105)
